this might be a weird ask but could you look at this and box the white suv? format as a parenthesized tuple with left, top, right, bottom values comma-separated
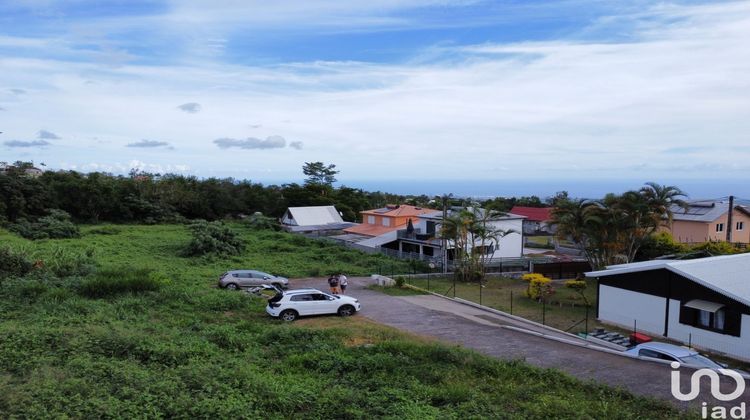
(266, 289, 361, 321)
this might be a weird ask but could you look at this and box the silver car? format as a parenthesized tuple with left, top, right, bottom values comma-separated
(218, 270, 289, 290)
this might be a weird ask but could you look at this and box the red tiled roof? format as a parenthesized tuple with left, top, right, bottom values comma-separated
(509, 206, 552, 222)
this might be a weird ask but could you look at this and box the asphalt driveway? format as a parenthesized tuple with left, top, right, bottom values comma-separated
(291, 277, 750, 410)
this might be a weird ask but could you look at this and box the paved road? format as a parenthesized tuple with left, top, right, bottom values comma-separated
(291, 277, 750, 410)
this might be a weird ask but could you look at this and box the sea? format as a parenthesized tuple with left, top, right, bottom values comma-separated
(338, 179, 750, 201)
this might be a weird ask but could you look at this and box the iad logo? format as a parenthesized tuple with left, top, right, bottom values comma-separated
(670, 361, 747, 419)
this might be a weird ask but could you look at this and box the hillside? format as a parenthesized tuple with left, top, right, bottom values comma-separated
(0, 225, 683, 418)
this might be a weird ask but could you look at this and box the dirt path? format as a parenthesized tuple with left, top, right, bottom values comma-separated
(291, 277, 750, 410)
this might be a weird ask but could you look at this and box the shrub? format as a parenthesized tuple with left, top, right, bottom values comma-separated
(78, 268, 165, 298)
(394, 276, 405, 287)
(40, 247, 96, 278)
(0, 246, 34, 279)
(525, 274, 553, 300)
(245, 212, 280, 231)
(183, 220, 245, 257)
(7, 209, 80, 240)
(565, 279, 589, 305)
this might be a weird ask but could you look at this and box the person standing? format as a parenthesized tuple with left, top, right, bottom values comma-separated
(339, 273, 348, 294)
(328, 274, 340, 294)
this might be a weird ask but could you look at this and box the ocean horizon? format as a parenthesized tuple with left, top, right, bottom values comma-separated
(335, 179, 749, 201)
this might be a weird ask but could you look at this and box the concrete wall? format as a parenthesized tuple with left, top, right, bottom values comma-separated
(488, 218, 524, 258)
(598, 285, 666, 335)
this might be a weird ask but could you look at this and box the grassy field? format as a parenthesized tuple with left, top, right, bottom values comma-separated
(0, 224, 685, 418)
(390, 275, 603, 334)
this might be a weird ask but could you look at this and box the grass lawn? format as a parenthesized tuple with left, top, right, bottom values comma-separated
(404, 275, 604, 334)
(0, 224, 685, 418)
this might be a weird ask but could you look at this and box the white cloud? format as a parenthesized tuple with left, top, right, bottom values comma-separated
(214, 135, 287, 149)
(1, 1, 748, 183)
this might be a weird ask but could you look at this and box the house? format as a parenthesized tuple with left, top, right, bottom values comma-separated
(280, 206, 356, 234)
(343, 205, 434, 237)
(393, 207, 524, 260)
(509, 206, 554, 235)
(0, 163, 43, 178)
(586, 253, 750, 361)
(667, 199, 750, 244)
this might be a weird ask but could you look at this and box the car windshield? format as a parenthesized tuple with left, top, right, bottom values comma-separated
(680, 354, 723, 369)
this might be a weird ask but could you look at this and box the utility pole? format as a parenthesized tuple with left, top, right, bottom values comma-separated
(442, 194, 449, 274)
(726, 195, 734, 243)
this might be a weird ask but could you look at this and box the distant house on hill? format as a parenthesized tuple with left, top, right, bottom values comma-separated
(509, 206, 554, 235)
(393, 207, 524, 259)
(0, 163, 43, 178)
(587, 253, 750, 362)
(666, 200, 750, 244)
(280, 206, 356, 235)
(343, 204, 435, 237)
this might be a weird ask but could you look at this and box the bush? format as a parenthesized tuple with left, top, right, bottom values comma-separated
(0, 246, 34, 279)
(525, 274, 553, 300)
(7, 209, 80, 240)
(183, 220, 245, 257)
(394, 276, 405, 287)
(39, 247, 96, 278)
(78, 268, 166, 298)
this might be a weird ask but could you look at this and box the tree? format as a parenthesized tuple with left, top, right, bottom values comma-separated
(303, 162, 338, 187)
(441, 206, 516, 283)
(550, 182, 688, 270)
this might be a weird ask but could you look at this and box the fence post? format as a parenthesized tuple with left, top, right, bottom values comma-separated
(479, 280, 483, 306)
(542, 299, 546, 325)
(688, 333, 692, 349)
(453, 274, 456, 298)
(584, 305, 589, 336)
(427, 272, 430, 291)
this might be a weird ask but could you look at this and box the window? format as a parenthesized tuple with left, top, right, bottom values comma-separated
(290, 294, 313, 301)
(382, 218, 390, 227)
(639, 349, 677, 362)
(716, 223, 724, 232)
(737, 221, 744, 231)
(679, 301, 739, 336)
(367, 215, 375, 224)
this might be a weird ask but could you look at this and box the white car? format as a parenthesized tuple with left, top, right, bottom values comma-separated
(266, 289, 361, 321)
(624, 342, 727, 370)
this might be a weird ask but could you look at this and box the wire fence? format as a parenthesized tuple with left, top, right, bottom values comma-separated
(400, 273, 597, 336)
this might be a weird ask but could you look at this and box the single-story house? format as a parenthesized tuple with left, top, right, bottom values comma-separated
(666, 199, 750, 244)
(586, 253, 750, 361)
(280, 206, 356, 234)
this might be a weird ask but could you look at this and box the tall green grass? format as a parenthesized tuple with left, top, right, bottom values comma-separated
(0, 225, 686, 418)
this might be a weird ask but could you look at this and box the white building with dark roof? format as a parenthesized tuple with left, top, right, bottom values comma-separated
(587, 253, 750, 361)
(280, 206, 356, 234)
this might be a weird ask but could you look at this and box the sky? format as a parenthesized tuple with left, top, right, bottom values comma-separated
(1, 0, 749, 197)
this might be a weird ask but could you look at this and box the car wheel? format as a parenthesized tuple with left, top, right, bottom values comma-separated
(280, 309, 298, 322)
(338, 305, 355, 317)
(225, 283, 239, 291)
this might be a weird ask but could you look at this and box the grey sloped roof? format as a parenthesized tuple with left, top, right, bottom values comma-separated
(670, 200, 750, 223)
(586, 253, 750, 307)
(286, 206, 344, 226)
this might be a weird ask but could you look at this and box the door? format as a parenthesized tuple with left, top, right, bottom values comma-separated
(289, 294, 316, 315)
(308, 293, 338, 314)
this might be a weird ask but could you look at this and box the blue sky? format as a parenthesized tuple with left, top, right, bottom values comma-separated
(1, 0, 749, 195)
